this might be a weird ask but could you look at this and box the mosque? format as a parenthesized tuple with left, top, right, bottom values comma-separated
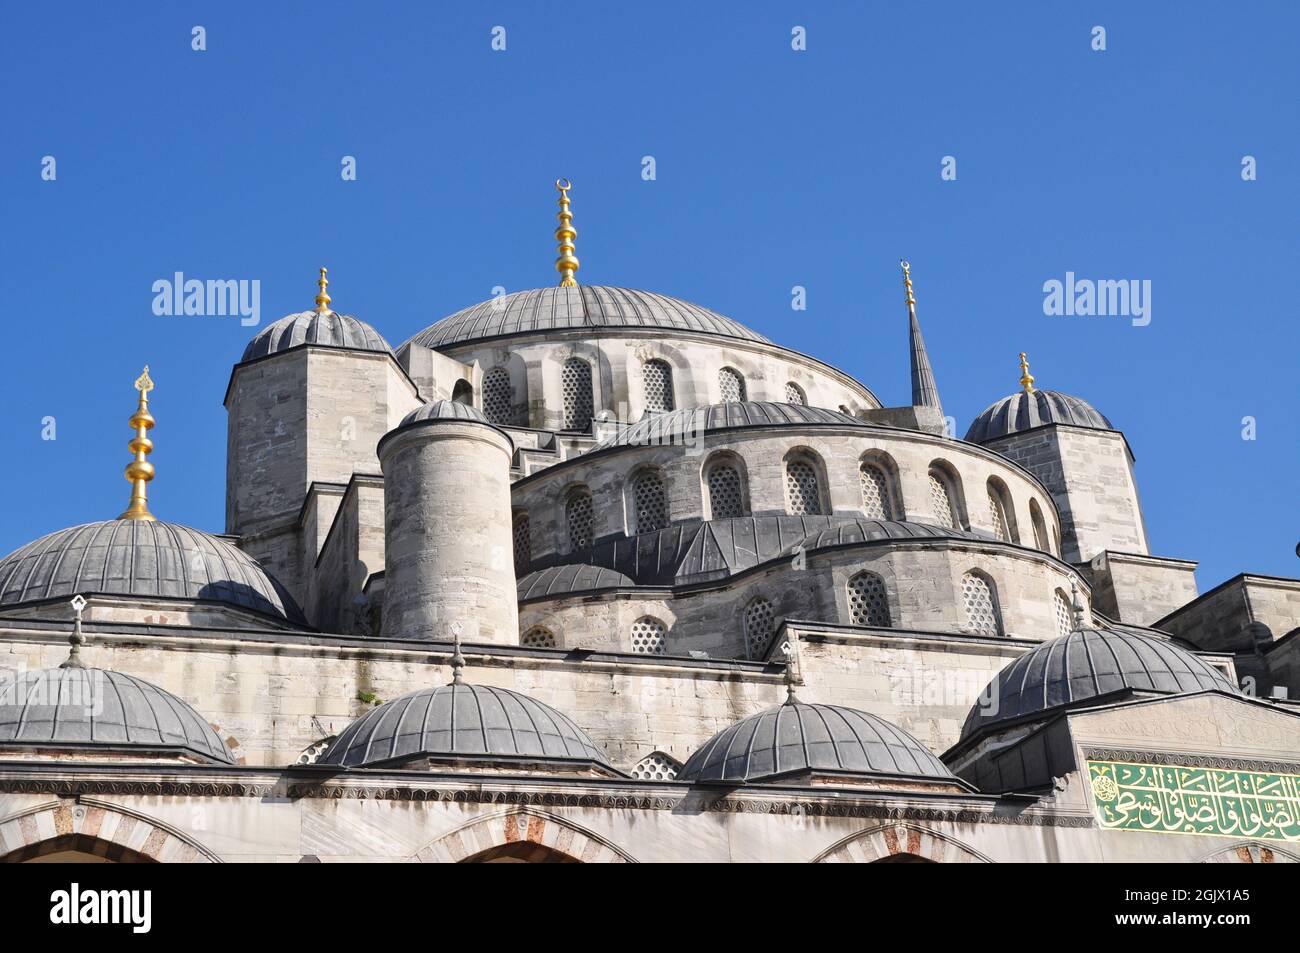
(0, 182, 1296, 863)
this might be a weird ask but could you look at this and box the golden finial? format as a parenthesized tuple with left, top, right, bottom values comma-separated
(554, 179, 579, 288)
(1018, 352, 1036, 394)
(900, 260, 916, 317)
(118, 366, 157, 521)
(314, 267, 331, 313)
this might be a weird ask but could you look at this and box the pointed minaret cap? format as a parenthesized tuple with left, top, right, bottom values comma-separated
(554, 179, 579, 287)
(901, 260, 943, 415)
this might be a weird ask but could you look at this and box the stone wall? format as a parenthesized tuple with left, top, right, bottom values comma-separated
(1085, 550, 1198, 626)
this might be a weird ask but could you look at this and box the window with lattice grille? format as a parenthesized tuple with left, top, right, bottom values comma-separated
(785, 459, 823, 515)
(719, 367, 746, 403)
(860, 464, 892, 519)
(1054, 589, 1074, 638)
(483, 367, 513, 424)
(929, 472, 956, 528)
(961, 572, 1001, 635)
(566, 489, 594, 551)
(521, 626, 556, 648)
(988, 489, 1011, 542)
(847, 572, 891, 627)
(707, 463, 745, 519)
(633, 471, 668, 534)
(642, 359, 674, 412)
(512, 514, 531, 570)
(743, 597, 777, 658)
(631, 617, 667, 654)
(785, 382, 805, 405)
(630, 752, 681, 781)
(561, 358, 594, 431)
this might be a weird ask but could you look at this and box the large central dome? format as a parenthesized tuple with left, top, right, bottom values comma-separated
(401, 285, 771, 351)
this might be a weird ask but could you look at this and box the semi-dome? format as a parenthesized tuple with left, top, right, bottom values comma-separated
(398, 398, 490, 427)
(241, 310, 392, 363)
(595, 401, 865, 452)
(0, 666, 234, 764)
(965, 389, 1113, 444)
(402, 285, 771, 351)
(680, 701, 957, 784)
(960, 627, 1236, 740)
(319, 683, 610, 769)
(517, 564, 635, 599)
(0, 520, 305, 624)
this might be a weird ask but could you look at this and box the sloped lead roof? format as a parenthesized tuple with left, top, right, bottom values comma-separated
(0, 667, 234, 764)
(402, 285, 771, 351)
(594, 401, 865, 451)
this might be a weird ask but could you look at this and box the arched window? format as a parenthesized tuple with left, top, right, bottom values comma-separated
(784, 382, 806, 405)
(859, 462, 894, 520)
(632, 470, 668, 534)
(512, 513, 531, 571)
(561, 357, 594, 431)
(1030, 499, 1050, 552)
(642, 359, 674, 413)
(784, 454, 825, 516)
(565, 487, 595, 551)
(928, 467, 959, 529)
(743, 596, 777, 659)
(987, 484, 1011, 542)
(847, 571, 891, 627)
(705, 459, 747, 519)
(1054, 588, 1074, 638)
(719, 366, 746, 403)
(521, 625, 556, 648)
(961, 571, 1002, 636)
(482, 367, 513, 424)
(630, 752, 682, 781)
(451, 379, 473, 404)
(631, 616, 668, 655)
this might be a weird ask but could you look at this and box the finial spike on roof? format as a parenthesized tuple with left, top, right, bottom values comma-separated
(1019, 352, 1036, 394)
(315, 267, 331, 313)
(61, 594, 88, 669)
(554, 179, 579, 288)
(901, 260, 944, 415)
(1070, 580, 1087, 630)
(448, 621, 466, 685)
(781, 640, 800, 704)
(118, 366, 157, 521)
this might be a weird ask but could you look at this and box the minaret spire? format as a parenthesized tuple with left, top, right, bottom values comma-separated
(554, 179, 579, 288)
(901, 260, 943, 415)
(118, 366, 157, 521)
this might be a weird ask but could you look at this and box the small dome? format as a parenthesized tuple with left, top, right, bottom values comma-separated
(402, 285, 770, 352)
(517, 564, 635, 599)
(241, 310, 391, 363)
(0, 520, 305, 624)
(398, 399, 490, 427)
(595, 401, 864, 452)
(319, 683, 610, 769)
(0, 667, 234, 764)
(960, 627, 1236, 740)
(965, 390, 1113, 443)
(680, 702, 956, 784)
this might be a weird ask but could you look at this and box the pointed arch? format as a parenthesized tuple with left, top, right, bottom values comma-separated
(0, 800, 218, 863)
(813, 823, 991, 864)
(411, 808, 637, 863)
(1199, 842, 1300, 863)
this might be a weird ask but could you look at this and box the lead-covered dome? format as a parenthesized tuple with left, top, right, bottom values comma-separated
(319, 683, 610, 769)
(398, 399, 490, 427)
(595, 401, 864, 452)
(402, 285, 771, 351)
(965, 389, 1113, 443)
(241, 310, 392, 363)
(0, 667, 234, 764)
(680, 701, 956, 784)
(960, 627, 1236, 740)
(0, 520, 305, 624)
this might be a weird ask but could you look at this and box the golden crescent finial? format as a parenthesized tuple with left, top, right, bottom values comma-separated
(1018, 352, 1036, 394)
(315, 266, 331, 313)
(118, 365, 157, 521)
(555, 179, 579, 288)
(900, 259, 916, 316)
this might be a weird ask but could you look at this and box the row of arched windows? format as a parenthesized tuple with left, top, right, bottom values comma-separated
(845, 568, 1005, 636)
(521, 617, 673, 655)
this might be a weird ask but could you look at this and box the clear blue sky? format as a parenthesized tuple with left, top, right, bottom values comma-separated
(2, 2, 1296, 590)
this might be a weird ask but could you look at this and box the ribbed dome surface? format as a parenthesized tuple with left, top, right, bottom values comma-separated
(0, 520, 305, 624)
(595, 401, 865, 451)
(399, 399, 490, 427)
(517, 564, 635, 599)
(797, 518, 984, 550)
(961, 627, 1237, 739)
(241, 310, 391, 363)
(680, 702, 955, 784)
(320, 683, 609, 768)
(402, 286, 770, 351)
(0, 667, 234, 763)
(965, 389, 1113, 443)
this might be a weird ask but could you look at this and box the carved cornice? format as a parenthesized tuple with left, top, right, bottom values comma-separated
(1082, 747, 1300, 775)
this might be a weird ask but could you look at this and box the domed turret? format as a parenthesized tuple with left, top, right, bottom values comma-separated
(240, 268, 391, 364)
